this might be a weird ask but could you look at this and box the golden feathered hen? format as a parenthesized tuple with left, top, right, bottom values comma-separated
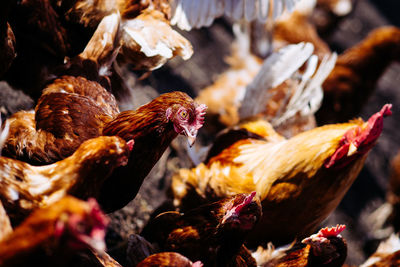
(0, 196, 108, 267)
(253, 224, 347, 267)
(142, 192, 261, 266)
(0, 136, 132, 223)
(172, 104, 391, 246)
(316, 26, 400, 124)
(137, 252, 203, 267)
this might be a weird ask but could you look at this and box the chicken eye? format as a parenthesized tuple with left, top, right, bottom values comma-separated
(180, 110, 188, 119)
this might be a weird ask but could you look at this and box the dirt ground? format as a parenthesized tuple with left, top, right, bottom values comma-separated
(1, 0, 400, 265)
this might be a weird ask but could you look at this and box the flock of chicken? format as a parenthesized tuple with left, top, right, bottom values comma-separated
(0, 0, 399, 266)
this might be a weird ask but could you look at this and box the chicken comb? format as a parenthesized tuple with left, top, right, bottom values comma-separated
(317, 224, 346, 238)
(192, 261, 204, 267)
(194, 104, 207, 130)
(127, 139, 135, 151)
(234, 191, 257, 213)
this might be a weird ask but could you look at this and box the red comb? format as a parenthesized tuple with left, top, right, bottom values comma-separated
(194, 104, 207, 130)
(127, 139, 134, 151)
(317, 224, 346, 237)
(233, 191, 257, 213)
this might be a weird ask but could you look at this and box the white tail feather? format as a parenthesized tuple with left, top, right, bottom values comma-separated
(0, 116, 10, 154)
(271, 52, 337, 126)
(170, 0, 302, 30)
(238, 42, 314, 119)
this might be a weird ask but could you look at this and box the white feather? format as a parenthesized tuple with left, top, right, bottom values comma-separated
(238, 42, 314, 119)
(245, 0, 257, 21)
(273, 0, 284, 19)
(0, 117, 10, 154)
(272, 53, 337, 126)
(258, 0, 270, 20)
(360, 234, 400, 267)
(170, 0, 302, 30)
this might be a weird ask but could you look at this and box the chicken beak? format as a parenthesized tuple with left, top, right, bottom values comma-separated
(183, 126, 198, 147)
(187, 135, 196, 147)
(84, 236, 107, 255)
(347, 142, 357, 156)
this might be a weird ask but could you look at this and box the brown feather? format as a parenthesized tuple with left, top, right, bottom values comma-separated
(172, 106, 390, 246)
(0, 136, 130, 223)
(0, 196, 108, 267)
(317, 26, 400, 123)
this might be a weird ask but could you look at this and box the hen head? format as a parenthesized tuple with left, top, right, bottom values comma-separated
(165, 93, 207, 147)
(54, 198, 109, 253)
(325, 104, 392, 168)
(219, 191, 262, 231)
(302, 224, 347, 266)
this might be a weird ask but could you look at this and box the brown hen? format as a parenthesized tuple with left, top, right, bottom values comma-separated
(172, 104, 391, 246)
(0, 196, 108, 267)
(253, 224, 347, 267)
(137, 252, 203, 267)
(141, 192, 261, 267)
(316, 26, 400, 124)
(4, 86, 206, 212)
(0, 135, 131, 223)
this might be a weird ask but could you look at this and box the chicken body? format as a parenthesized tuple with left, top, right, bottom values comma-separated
(316, 26, 400, 123)
(172, 104, 391, 246)
(137, 252, 203, 267)
(4, 74, 206, 211)
(0, 135, 131, 222)
(254, 225, 347, 267)
(141, 192, 261, 266)
(0, 196, 109, 267)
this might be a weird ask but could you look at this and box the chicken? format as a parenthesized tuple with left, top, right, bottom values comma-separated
(137, 252, 203, 267)
(4, 80, 206, 212)
(253, 224, 347, 267)
(0, 135, 132, 223)
(316, 26, 400, 124)
(59, 0, 303, 70)
(196, 37, 336, 138)
(0, 196, 108, 267)
(172, 104, 392, 246)
(358, 233, 400, 267)
(141, 192, 261, 266)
